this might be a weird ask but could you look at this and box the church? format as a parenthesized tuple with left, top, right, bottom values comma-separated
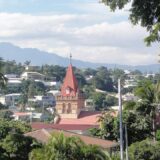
(31, 60, 101, 134)
(55, 61, 101, 126)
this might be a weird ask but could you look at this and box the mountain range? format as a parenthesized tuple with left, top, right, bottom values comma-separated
(0, 42, 159, 73)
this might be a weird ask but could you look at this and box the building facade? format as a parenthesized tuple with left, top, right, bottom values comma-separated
(56, 64, 85, 119)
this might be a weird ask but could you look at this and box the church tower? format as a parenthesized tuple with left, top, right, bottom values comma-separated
(55, 58, 85, 119)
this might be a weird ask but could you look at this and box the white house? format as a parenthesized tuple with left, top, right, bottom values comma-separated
(21, 72, 45, 81)
(0, 93, 21, 106)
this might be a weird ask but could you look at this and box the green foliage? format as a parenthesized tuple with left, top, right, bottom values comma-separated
(30, 133, 108, 160)
(134, 80, 155, 103)
(74, 71, 87, 89)
(123, 111, 152, 145)
(1, 60, 24, 75)
(0, 110, 13, 120)
(0, 119, 34, 160)
(83, 85, 95, 99)
(110, 68, 126, 89)
(41, 65, 65, 82)
(0, 103, 7, 110)
(90, 106, 152, 145)
(83, 68, 97, 77)
(129, 139, 160, 160)
(123, 101, 136, 110)
(92, 66, 113, 92)
(0, 119, 31, 140)
(101, 0, 160, 45)
(98, 111, 118, 140)
(156, 130, 160, 141)
(92, 92, 106, 110)
(0, 133, 35, 160)
(105, 95, 118, 107)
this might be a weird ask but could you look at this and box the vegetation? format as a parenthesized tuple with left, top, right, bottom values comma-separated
(128, 139, 160, 160)
(30, 133, 109, 160)
(1, 57, 160, 159)
(101, 0, 160, 45)
(0, 119, 36, 160)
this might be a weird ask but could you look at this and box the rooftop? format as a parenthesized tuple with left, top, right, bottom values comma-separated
(31, 122, 98, 131)
(61, 64, 78, 97)
(58, 111, 101, 125)
(25, 128, 119, 149)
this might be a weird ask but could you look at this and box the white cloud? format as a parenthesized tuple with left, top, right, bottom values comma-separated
(0, 12, 158, 65)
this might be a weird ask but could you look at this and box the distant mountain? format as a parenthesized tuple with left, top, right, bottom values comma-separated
(0, 42, 159, 73)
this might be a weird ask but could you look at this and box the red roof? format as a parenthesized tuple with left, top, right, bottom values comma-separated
(61, 64, 78, 96)
(31, 122, 98, 131)
(59, 111, 101, 125)
(25, 129, 119, 149)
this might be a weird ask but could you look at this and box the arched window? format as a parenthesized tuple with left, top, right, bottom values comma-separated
(67, 103, 72, 113)
(62, 103, 66, 113)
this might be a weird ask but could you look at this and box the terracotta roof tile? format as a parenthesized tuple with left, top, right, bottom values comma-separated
(25, 128, 119, 149)
(61, 64, 78, 96)
(31, 122, 98, 131)
(59, 111, 101, 125)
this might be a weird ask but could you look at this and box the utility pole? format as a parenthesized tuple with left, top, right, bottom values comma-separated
(125, 124, 129, 160)
(118, 79, 123, 160)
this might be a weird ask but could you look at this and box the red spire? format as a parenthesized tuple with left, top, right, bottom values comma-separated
(61, 64, 78, 96)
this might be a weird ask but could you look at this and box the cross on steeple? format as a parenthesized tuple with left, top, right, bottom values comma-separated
(70, 53, 72, 64)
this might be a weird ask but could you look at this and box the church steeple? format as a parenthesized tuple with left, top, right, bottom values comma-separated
(61, 63, 78, 97)
(69, 53, 72, 65)
(55, 54, 85, 119)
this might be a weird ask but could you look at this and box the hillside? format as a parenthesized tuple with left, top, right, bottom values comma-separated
(0, 42, 159, 73)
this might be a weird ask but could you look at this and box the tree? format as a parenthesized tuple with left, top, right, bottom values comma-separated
(91, 67, 113, 92)
(0, 110, 13, 120)
(129, 139, 160, 160)
(123, 111, 152, 145)
(101, 0, 160, 45)
(98, 111, 117, 140)
(0, 133, 36, 160)
(134, 80, 155, 103)
(134, 80, 160, 140)
(110, 68, 126, 89)
(156, 129, 160, 141)
(90, 109, 152, 145)
(92, 92, 106, 110)
(0, 119, 33, 159)
(29, 133, 108, 160)
(0, 58, 7, 89)
(105, 95, 118, 107)
(24, 60, 31, 66)
(123, 101, 136, 110)
(0, 119, 31, 140)
(83, 68, 97, 77)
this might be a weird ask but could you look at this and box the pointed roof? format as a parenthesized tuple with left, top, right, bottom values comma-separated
(61, 64, 78, 96)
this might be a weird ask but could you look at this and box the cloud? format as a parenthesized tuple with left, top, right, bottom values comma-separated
(0, 12, 158, 65)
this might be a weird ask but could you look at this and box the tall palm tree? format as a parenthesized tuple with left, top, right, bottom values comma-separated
(0, 58, 7, 89)
(135, 80, 160, 141)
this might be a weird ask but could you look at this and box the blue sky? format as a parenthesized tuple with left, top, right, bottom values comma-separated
(0, 0, 158, 65)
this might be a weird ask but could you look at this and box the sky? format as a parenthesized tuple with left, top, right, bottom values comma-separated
(0, 0, 159, 65)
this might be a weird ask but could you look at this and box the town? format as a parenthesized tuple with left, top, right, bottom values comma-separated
(0, 57, 160, 159)
(0, 0, 160, 160)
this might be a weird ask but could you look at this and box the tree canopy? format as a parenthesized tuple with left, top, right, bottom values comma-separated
(101, 0, 160, 45)
(30, 133, 108, 160)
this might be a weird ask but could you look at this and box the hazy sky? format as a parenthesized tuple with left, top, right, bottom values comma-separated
(0, 0, 159, 65)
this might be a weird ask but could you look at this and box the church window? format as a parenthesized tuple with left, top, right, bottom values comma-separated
(67, 103, 72, 113)
(62, 103, 66, 113)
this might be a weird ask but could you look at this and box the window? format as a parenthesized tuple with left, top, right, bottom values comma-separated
(67, 103, 72, 113)
(62, 103, 66, 113)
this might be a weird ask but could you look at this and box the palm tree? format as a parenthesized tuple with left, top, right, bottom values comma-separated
(29, 133, 109, 160)
(135, 80, 160, 141)
(0, 58, 7, 89)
